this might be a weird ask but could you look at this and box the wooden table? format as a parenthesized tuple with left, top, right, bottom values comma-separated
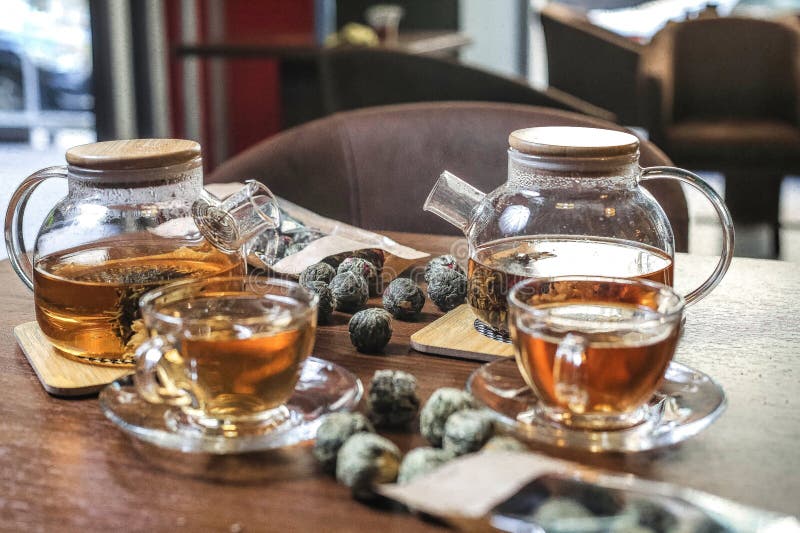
(1, 232, 798, 530)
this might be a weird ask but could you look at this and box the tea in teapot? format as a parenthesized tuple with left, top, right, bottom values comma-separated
(5, 139, 279, 365)
(467, 236, 673, 329)
(425, 127, 734, 332)
(33, 241, 241, 364)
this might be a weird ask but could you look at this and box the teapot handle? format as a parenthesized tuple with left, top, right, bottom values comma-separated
(640, 166, 735, 306)
(4, 166, 69, 291)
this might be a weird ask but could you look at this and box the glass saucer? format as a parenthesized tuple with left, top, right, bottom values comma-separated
(467, 358, 726, 453)
(99, 356, 363, 454)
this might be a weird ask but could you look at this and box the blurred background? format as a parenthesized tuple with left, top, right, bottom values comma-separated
(1, 0, 798, 261)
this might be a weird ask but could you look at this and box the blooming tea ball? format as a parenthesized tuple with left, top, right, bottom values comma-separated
(299, 262, 336, 286)
(424, 255, 464, 282)
(382, 278, 425, 320)
(330, 271, 369, 312)
(338, 257, 380, 296)
(419, 387, 477, 446)
(336, 432, 401, 498)
(303, 280, 335, 324)
(442, 409, 494, 455)
(313, 412, 375, 472)
(348, 308, 393, 353)
(366, 370, 420, 427)
(397, 447, 454, 484)
(482, 435, 527, 453)
(427, 268, 467, 312)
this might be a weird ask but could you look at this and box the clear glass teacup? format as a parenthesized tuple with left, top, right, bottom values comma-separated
(135, 276, 318, 437)
(507, 276, 684, 430)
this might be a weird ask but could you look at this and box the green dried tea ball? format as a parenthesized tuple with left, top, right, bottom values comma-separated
(303, 280, 335, 324)
(367, 369, 420, 427)
(419, 387, 477, 447)
(427, 268, 467, 312)
(397, 447, 454, 484)
(299, 262, 336, 286)
(338, 257, 380, 296)
(442, 409, 494, 455)
(313, 412, 375, 472)
(336, 432, 401, 498)
(285, 242, 307, 256)
(482, 435, 527, 452)
(532, 498, 593, 530)
(348, 308, 393, 353)
(330, 271, 369, 313)
(382, 278, 425, 320)
(424, 255, 464, 282)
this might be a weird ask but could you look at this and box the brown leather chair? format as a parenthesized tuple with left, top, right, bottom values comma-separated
(207, 102, 689, 251)
(639, 17, 800, 256)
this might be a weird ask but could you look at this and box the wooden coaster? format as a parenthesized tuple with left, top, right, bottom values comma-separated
(410, 305, 514, 361)
(14, 322, 130, 396)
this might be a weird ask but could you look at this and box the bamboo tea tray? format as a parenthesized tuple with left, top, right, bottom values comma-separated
(410, 305, 514, 361)
(14, 322, 130, 396)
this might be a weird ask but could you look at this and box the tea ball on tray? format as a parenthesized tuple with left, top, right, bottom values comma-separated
(330, 271, 369, 313)
(427, 268, 467, 312)
(424, 255, 464, 282)
(348, 308, 393, 353)
(302, 280, 335, 324)
(338, 257, 380, 296)
(313, 412, 375, 472)
(397, 447, 455, 484)
(299, 262, 336, 286)
(366, 370, 420, 428)
(382, 278, 425, 320)
(419, 387, 477, 446)
(336, 432, 401, 498)
(442, 409, 494, 456)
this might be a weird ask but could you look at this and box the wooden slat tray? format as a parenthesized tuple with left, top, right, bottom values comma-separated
(14, 322, 130, 396)
(410, 305, 514, 361)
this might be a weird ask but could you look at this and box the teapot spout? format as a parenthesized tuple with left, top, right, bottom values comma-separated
(193, 180, 281, 253)
(423, 171, 485, 234)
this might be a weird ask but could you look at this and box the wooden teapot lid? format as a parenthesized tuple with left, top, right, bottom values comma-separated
(65, 139, 201, 170)
(509, 127, 639, 158)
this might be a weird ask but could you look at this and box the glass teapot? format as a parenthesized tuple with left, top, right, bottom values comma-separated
(424, 126, 734, 332)
(4, 139, 280, 365)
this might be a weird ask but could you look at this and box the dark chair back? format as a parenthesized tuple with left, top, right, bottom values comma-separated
(670, 18, 798, 122)
(540, 4, 643, 125)
(318, 47, 616, 122)
(207, 102, 689, 251)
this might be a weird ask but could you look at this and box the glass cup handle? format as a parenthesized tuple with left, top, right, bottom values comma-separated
(3, 166, 69, 291)
(134, 336, 192, 407)
(640, 166, 735, 306)
(553, 333, 589, 413)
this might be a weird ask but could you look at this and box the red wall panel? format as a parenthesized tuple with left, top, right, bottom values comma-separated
(165, 0, 315, 167)
(223, 1, 314, 155)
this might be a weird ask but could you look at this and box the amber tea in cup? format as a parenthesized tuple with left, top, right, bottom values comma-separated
(135, 276, 317, 436)
(508, 276, 684, 430)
